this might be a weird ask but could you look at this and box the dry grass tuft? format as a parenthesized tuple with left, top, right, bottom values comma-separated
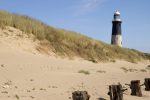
(97, 70, 106, 73)
(120, 67, 138, 73)
(15, 94, 20, 99)
(78, 70, 90, 75)
(140, 69, 147, 72)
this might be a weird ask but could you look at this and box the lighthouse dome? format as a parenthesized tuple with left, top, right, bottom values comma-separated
(113, 10, 121, 21)
(114, 10, 120, 15)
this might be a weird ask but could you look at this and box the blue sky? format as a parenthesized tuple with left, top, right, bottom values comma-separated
(0, 0, 150, 53)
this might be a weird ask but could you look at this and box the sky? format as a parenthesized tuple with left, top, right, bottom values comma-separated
(0, 0, 150, 53)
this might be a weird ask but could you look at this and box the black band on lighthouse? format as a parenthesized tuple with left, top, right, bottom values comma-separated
(112, 21, 122, 35)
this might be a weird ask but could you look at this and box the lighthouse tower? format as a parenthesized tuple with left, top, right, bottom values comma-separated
(111, 10, 122, 47)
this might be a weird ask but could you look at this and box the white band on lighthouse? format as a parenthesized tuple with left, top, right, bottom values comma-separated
(111, 35, 122, 47)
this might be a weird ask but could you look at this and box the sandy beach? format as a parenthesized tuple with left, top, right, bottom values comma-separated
(0, 27, 150, 100)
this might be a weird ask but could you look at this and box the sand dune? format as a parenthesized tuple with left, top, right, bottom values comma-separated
(0, 27, 150, 100)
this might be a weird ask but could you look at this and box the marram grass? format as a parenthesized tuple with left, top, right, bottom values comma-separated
(0, 10, 150, 63)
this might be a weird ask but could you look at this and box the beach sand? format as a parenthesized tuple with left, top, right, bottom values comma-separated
(0, 27, 150, 100)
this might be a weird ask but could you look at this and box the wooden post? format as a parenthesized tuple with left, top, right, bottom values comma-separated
(144, 78, 150, 91)
(130, 80, 142, 97)
(72, 91, 90, 100)
(108, 84, 123, 100)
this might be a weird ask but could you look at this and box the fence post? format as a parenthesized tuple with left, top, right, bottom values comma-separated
(72, 91, 90, 100)
(130, 80, 142, 97)
(144, 78, 150, 91)
(108, 84, 124, 100)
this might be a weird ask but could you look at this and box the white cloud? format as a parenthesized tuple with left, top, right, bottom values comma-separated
(75, 0, 107, 16)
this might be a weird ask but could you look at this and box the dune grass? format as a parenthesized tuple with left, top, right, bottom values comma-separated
(0, 10, 150, 62)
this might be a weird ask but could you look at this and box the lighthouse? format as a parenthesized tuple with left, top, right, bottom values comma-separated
(111, 10, 122, 47)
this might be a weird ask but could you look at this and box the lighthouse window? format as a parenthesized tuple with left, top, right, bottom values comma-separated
(114, 15, 120, 20)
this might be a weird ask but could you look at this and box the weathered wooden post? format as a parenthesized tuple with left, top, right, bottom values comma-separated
(144, 78, 150, 91)
(130, 80, 142, 97)
(126, 80, 142, 97)
(72, 91, 90, 100)
(108, 83, 126, 100)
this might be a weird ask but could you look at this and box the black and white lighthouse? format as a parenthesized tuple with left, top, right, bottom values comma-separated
(111, 10, 122, 47)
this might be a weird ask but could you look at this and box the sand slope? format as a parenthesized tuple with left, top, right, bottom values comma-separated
(0, 27, 150, 100)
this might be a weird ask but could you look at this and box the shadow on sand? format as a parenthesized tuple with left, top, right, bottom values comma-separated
(97, 98, 107, 100)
